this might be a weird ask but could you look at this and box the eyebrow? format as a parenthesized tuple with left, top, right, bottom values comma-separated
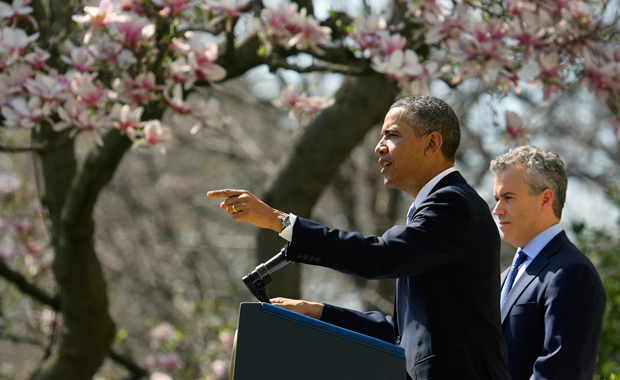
(382, 128, 399, 136)
(497, 191, 516, 197)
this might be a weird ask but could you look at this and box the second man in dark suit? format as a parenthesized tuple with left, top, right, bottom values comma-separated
(491, 146, 606, 380)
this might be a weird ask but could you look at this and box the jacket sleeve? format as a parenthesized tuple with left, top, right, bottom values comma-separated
(320, 303, 396, 343)
(531, 263, 606, 380)
(284, 186, 473, 280)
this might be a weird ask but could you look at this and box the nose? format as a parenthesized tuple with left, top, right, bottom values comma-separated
(375, 138, 387, 155)
(492, 201, 504, 216)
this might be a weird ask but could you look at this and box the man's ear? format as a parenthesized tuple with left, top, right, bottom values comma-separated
(424, 132, 443, 157)
(540, 188, 555, 214)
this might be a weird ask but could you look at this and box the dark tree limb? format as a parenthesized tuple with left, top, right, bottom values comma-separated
(256, 74, 398, 298)
(108, 349, 149, 380)
(0, 145, 45, 153)
(267, 56, 369, 75)
(0, 261, 58, 308)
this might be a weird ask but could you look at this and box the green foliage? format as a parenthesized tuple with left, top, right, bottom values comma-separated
(572, 222, 620, 380)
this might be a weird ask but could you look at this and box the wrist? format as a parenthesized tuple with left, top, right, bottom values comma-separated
(273, 212, 289, 232)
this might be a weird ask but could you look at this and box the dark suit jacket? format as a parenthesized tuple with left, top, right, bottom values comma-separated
(501, 231, 606, 380)
(283, 172, 511, 380)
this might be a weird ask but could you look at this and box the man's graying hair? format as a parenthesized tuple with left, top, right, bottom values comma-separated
(490, 146, 568, 219)
(390, 96, 461, 161)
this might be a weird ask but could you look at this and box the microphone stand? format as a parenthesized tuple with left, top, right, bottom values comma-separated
(242, 249, 289, 303)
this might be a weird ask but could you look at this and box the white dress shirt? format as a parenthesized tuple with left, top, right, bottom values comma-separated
(503, 223, 564, 290)
(280, 167, 458, 242)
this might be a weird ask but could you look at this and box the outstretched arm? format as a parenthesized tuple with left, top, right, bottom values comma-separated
(207, 189, 288, 232)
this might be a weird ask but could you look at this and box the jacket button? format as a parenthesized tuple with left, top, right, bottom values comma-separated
(296, 254, 302, 259)
(395, 336, 401, 344)
(309, 256, 315, 262)
(303, 254, 308, 260)
(315, 257, 321, 263)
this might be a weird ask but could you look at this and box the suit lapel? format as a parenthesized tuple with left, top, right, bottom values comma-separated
(501, 232, 570, 324)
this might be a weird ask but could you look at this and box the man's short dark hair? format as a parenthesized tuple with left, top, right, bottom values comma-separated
(390, 96, 461, 161)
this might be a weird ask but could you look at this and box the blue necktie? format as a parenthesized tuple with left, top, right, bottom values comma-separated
(501, 249, 528, 309)
(406, 205, 416, 224)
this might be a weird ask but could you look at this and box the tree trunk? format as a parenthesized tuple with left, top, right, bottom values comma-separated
(256, 75, 398, 299)
(30, 127, 132, 380)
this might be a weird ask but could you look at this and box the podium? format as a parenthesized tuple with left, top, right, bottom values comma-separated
(231, 302, 406, 380)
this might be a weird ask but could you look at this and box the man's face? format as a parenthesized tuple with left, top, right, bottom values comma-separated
(375, 108, 428, 195)
(493, 165, 546, 248)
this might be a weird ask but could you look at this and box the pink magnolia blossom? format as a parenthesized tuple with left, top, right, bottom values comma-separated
(174, 34, 226, 87)
(165, 57, 194, 88)
(285, 7, 331, 53)
(87, 35, 122, 64)
(150, 322, 175, 341)
(582, 50, 620, 100)
(110, 103, 143, 139)
(534, 52, 563, 101)
(0, 27, 39, 63)
(376, 32, 407, 58)
(141, 356, 156, 372)
(112, 17, 155, 49)
(501, 111, 531, 146)
(261, 4, 331, 53)
(272, 85, 334, 122)
(149, 372, 173, 380)
(349, 14, 387, 51)
(210, 359, 227, 380)
(56, 97, 107, 146)
(112, 72, 163, 105)
(190, 97, 234, 134)
(143, 120, 171, 153)
(152, 0, 193, 18)
(158, 352, 183, 371)
(71, 72, 108, 108)
(0, 173, 20, 194)
(72, 0, 128, 43)
(204, 0, 249, 32)
(219, 330, 235, 353)
(405, 0, 448, 22)
(1, 96, 52, 128)
(0, 64, 33, 106)
(25, 72, 71, 110)
(424, 3, 467, 45)
(22, 46, 49, 69)
(371, 49, 426, 86)
(164, 83, 194, 116)
(0, 0, 37, 29)
(61, 47, 97, 72)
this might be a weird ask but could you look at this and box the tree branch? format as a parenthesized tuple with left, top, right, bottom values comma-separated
(0, 260, 58, 309)
(0, 331, 45, 346)
(0, 145, 45, 153)
(267, 56, 370, 75)
(108, 349, 149, 380)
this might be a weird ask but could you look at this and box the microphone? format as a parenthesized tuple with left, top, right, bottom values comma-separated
(242, 249, 290, 303)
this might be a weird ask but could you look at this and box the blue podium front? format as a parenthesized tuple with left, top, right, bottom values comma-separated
(232, 302, 406, 380)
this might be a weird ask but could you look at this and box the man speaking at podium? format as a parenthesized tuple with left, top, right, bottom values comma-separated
(208, 96, 510, 380)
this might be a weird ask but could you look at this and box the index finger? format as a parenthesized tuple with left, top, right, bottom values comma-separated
(207, 189, 247, 198)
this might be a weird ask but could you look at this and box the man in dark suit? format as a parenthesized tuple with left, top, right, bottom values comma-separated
(209, 96, 511, 379)
(491, 146, 606, 380)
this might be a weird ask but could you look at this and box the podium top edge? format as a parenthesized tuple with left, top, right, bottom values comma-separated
(244, 302, 405, 358)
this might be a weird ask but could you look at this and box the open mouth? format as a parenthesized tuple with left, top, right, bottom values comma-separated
(379, 159, 392, 172)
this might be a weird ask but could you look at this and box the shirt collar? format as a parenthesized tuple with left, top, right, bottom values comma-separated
(520, 223, 564, 259)
(413, 167, 458, 209)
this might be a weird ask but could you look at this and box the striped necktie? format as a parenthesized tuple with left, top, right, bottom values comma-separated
(501, 249, 528, 309)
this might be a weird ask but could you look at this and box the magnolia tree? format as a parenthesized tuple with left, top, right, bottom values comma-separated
(0, 0, 619, 378)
